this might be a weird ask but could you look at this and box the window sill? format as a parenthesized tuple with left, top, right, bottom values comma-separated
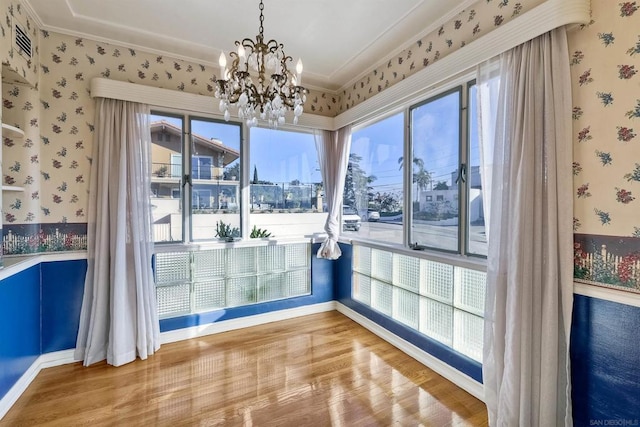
(0, 251, 87, 281)
(153, 235, 321, 253)
(340, 235, 487, 272)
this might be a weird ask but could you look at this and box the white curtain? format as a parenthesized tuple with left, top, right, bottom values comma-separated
(478, 27, 574, 426)
(75, 98, 160, 367)
(314, 125, 352, 259)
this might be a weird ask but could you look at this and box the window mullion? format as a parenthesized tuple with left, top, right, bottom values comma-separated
(459, 88, 469, 255)
(404, 107, 412, 247)
(240, 125, 250, 239)
(183, 117, 192, 243)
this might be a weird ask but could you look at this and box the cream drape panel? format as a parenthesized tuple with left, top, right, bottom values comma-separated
(75, 98, 160, 367)
(478, 27, 574, 426)
(314, 125, 352, 259)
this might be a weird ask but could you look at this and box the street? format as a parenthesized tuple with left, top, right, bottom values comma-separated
(344, 221, 487, 255)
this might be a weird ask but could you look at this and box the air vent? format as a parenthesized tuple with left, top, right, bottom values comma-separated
(14, 22, 32, 59)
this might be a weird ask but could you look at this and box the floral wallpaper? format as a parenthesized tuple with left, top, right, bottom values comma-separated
(569, 0, 640, 292)
(339, 0, 545, 113)
(1, 0, 638, 294)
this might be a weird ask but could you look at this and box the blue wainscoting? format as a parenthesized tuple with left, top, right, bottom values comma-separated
(41, 260, 87, 353)
(160, 243, 334, 332)
(0, 266, 41, 400)
(571, 294, 640, 425)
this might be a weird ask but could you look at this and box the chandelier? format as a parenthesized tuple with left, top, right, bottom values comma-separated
(214, 0, 307, 128)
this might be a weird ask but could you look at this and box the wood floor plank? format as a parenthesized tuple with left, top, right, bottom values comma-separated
(0, 311, 487, 426)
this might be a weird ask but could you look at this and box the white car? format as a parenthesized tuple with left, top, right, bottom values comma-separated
(342, 206, 361, 231)
(368, 210, 380, 221)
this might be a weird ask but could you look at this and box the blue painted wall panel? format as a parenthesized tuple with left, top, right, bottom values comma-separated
(0, 266, 41, 400)
(41, 260, 87, 353)
(571, 295, 640, 425)
(161, 243, 334, 332)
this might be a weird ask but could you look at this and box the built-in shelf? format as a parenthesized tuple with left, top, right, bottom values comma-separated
(2, 185, 25, 192)
(1, 123, 25, 139)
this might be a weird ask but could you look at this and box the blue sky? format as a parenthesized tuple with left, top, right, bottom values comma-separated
(151, 113, 320, 184)
(351, 112, 404, 194)
(152, 93, 478, 189)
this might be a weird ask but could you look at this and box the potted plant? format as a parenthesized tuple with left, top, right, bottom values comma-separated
(215, 220, 240, 242)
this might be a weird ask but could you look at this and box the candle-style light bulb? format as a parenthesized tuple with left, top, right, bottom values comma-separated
(218, 53, 227, 79)
(296, 58, 303, 86)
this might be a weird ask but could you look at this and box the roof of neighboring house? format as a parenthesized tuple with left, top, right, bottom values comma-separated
(150, 120, 239, 165)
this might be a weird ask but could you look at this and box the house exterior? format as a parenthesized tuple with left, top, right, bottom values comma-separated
(149, 120, 240, 241)
(420, 166, 483, 223)
(150, 120, 239, 208)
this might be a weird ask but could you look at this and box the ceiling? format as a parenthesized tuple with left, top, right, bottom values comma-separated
(23, 0, 472, 92)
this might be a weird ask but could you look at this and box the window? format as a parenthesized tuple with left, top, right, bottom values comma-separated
(190, 117, 241, 241)
(408, 82, 485, 256)
(343, 78, 485, 257)
(150, 112, 241, 243)
(345, 112, 404, 244)
(150, 114, 184, 243)
(192, 155, 213, 180)
(410, 88, 461, 253)
(249, 127, 324, 238)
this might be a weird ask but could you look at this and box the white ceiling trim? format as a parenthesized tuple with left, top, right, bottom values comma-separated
(336, 0, 478, 93)
(333, 0, 591, 130)
(328, 1, 428, 81)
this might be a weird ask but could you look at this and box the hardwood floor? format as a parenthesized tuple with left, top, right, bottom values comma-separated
(1, 311, 488, 426)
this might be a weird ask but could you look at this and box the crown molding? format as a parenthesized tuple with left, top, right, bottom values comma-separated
(336, 0, 478, 94)
(333, 0, 591, 130)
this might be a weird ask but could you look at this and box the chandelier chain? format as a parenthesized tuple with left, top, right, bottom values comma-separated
(258, 0, 264, 37)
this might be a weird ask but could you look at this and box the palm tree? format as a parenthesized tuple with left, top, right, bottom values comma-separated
(397, 155, 425, 171)
(413, 167, 431, 203)
(398, 156, 430, 203)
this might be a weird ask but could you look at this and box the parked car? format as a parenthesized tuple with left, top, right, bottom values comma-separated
(342, 205, 361, 231)
(367, 210, 380, 222)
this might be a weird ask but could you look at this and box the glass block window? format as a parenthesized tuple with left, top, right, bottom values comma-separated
(193, 250, 225, 280)
(453, 309, 483, 361)
(353, 245, 372, 276)
(194, 279, 226, 311)
(421, 260, 454, 304)
(155, 242, 311, 318)
(420, 297, 454, 346)
(393, 254, 420, 293)
(393, 287, 420, 329)
(157, 283, 191, 317)
(156, 252, 191, 284)
(352, 272, 371, 306)
(371, 279, 393, 317)
(350, 243, 486, 363)
(371, 249, 393, 283)
(454, 268, 486, 316)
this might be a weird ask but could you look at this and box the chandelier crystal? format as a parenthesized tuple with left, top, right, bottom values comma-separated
(214, 0, 307, 128)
